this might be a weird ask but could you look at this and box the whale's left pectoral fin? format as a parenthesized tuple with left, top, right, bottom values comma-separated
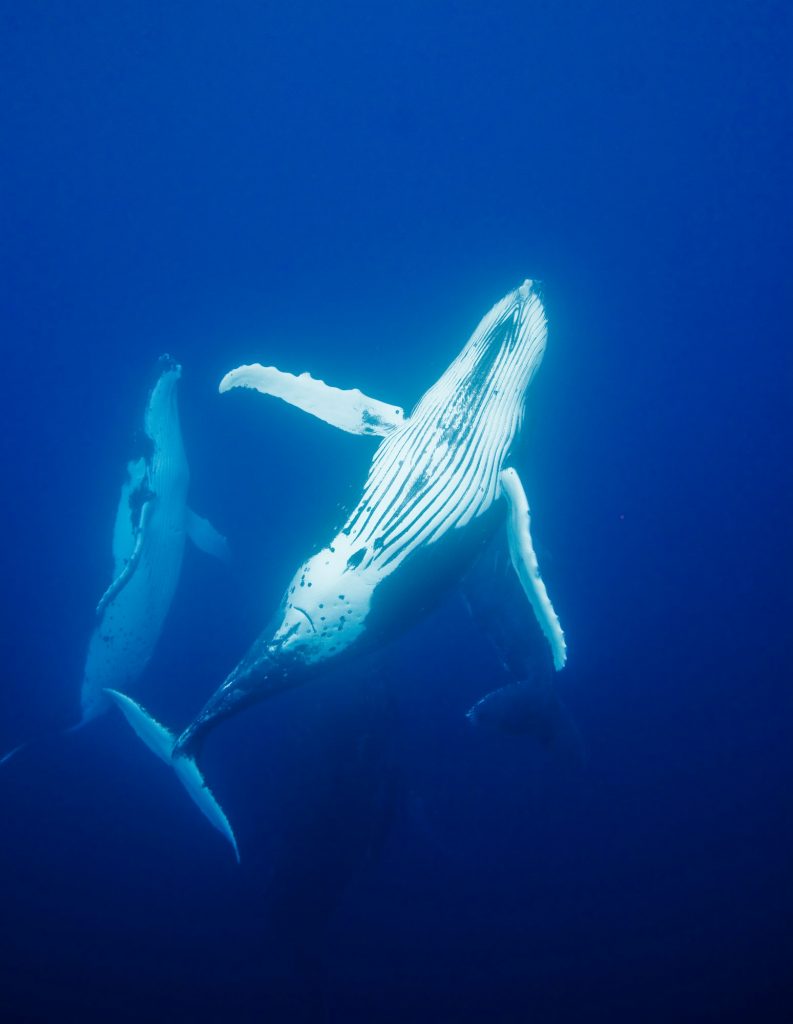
(219, 363, 405, 437)
(187, 509, 231, 564)
(105, 689, 239, 862)
(500, 467, 567, 671)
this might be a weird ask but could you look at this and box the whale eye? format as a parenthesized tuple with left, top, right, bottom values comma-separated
(345, 548, 366, 570)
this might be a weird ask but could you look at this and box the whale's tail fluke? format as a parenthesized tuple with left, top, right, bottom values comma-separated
(467, 679, 586, 768)
(105, 689, 239, 862)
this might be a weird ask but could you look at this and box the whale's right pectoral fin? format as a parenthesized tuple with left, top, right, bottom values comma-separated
(500, 467, 567, 671)
(219, 363, 405, 437)
(105, 689, 239, 862)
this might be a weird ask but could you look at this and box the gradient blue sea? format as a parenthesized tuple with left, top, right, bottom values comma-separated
(1, 4, 790, 1022)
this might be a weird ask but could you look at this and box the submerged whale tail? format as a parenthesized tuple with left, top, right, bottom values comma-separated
(105, 689, 239, 862)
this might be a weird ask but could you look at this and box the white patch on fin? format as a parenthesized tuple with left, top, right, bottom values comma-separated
(186, 509, 231, 563)
(219, 363, 405, 437)
(500, 468, 567, 670)
(105, 689, 240, 862)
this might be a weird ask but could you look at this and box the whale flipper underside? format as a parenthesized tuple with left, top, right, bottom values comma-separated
(105, 689, 239, 861)
(500, 467, 566, 670)
(219, 363, 405, 437)
(186, 509, 231, 563)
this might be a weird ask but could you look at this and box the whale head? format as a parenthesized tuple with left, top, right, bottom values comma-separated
(142, 355, 187, 488)
(451, 278, 546, 411)
(144, 355, 182, 444)
(410, 279, 547, 438)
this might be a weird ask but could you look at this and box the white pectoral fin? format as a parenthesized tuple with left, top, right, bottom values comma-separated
(219, 363, 405, 437)
(112, 457, 148, 571)
(500, 468, 567, 670)
(96, 499, 152, 617)
(186, 509, 231, 563)
(105, 689, 239, 862)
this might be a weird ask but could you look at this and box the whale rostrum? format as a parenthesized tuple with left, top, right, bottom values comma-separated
(107, 281, 568, 859)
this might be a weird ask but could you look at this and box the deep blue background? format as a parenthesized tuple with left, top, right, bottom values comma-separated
(1, 2, 791, 1021)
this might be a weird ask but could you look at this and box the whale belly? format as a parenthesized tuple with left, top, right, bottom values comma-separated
(269, 497, 500, 676)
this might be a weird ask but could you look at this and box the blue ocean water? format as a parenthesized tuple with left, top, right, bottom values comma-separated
(1, 3, 790, 1021)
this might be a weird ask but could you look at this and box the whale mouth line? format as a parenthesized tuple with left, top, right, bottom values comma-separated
(291, 605, 317, 633)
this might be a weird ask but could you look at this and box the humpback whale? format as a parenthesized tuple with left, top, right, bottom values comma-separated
(79, 356, 229, 727)
(108, 281, 567, 859)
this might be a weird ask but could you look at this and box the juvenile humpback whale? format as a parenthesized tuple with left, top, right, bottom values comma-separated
(79, 356, 229, 726)
(109, 282, 567, 859)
